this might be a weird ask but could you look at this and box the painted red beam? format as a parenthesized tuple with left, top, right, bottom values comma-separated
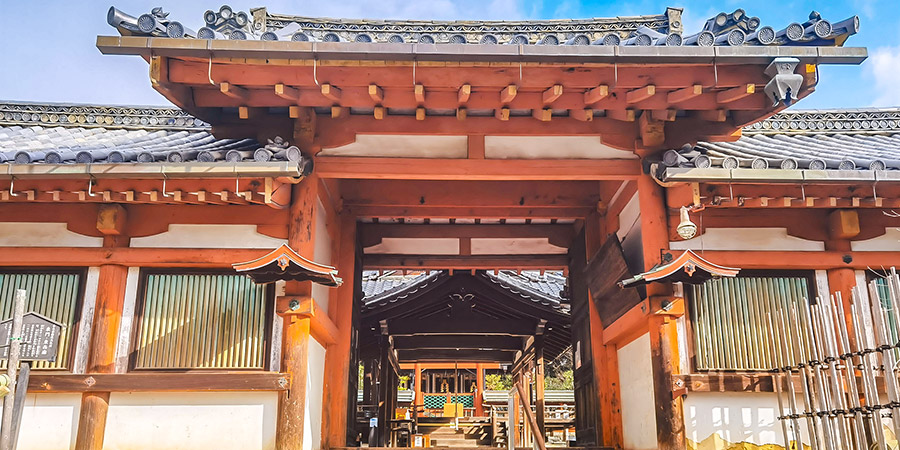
(0, 247, 268, 268)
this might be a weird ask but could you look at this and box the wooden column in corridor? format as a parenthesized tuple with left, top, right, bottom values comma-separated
(534, 338, 546, 438)
(637, 173, 684, 450)
(474, 363, 484, 416)
(74, 263, 129, 450)
(415, 363, 424, 416)
(276, 177, 319, 449)
(322, 213, 358, 448)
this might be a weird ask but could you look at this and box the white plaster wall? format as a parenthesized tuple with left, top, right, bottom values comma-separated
(0, 393, 81, 450)
(616, 193, 640, 242)
(683, 392, 798, 448)
(851, 228, 900, 251)
(318, 135, 467, 158)
(72, 267, 100, 374)
(312, 200, 332, 313)
(0, 222, 102, 247)
(365, 238, 459, 255)
(670, 228, 825, 251)
(129, 224, 287, 249)
(617, 333, 657, 450)
(104, 392, 277, 450)
(113, 267, 141, 373)
(484, 136, 638, 159)
(305, 339, 327, 450)
(470, 238, 567, 255)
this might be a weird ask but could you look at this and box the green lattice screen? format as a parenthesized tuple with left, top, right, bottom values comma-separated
(423, 394, 474, 408)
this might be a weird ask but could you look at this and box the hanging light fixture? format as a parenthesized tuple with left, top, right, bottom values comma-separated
(676, 206, 698, 240)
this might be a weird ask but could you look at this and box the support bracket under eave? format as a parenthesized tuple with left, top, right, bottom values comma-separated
(618, 249, 739, 288)
(233, 243, 342, 286)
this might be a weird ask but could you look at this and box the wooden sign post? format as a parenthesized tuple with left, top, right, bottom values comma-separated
(0, 290, 63, 450)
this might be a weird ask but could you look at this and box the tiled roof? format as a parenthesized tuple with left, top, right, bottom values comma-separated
(0, 102, 304, 165)
(361, 270, 568, 313)
(108, 5, 858, 48)
(659, 108, 900, 173)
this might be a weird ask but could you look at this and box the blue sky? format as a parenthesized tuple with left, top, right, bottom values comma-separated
(1, 0, 898, 109)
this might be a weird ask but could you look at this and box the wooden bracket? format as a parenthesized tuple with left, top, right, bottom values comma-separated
(96, 204, 127, 235)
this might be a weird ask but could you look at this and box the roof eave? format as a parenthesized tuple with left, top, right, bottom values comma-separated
(96, 36, 868, 65)
(0, 161, 304, 180)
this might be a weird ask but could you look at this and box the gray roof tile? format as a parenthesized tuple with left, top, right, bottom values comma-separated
(107, 5, 857, 48)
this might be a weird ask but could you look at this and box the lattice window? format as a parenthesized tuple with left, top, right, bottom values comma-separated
(134, 273, 270, 370)
(689, 274, 814, 371)
(0, 271, 82, 370)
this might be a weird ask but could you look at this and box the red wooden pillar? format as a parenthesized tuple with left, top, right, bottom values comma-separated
(322, 213, 357, 448)
(826, 209, 860, 347)
(277, 177, 319, 449)
(74, 263, 128, 450)
(636, 173, 685, 450)
(474, 363, 484, 416)
(415, 363, 424, 417)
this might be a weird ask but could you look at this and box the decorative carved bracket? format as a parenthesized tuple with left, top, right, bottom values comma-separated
(232, 243, 342, 286)
(618, 249, 739, 288)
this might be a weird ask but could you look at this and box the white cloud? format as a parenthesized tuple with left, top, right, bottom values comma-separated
(868, 46, 900, 107)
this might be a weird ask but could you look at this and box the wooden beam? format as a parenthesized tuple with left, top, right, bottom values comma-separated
(666, 84, 702, 104)
(220, 82, 248, 101)
(0, 247, 266, 268)
(368, 84, 384, 103)
(414, 84, 426, 104)
(279, 297, 339, 346)
(458, 84, 471, 104)
(570, 109, 593, 122)
(606, 109, 635, 122)
(275, 83, 300, 102)
(495, 107, 510, 121)
(697, 109, 727, 122)
(321, 84, 342, 103)
(500, 85, 517, 104)
(364, 254, 568, 271)
(33, 373, 289, 393)
(392, 335, 524, 350)
(467, 135, 485, 159)
(388, 317, 537, 336)
(716, 84, 755, 104)
(398, 349, 515, 362)
(602, 299, 650, 345)
(542, 85, 563, 104)
(651, 109, 677, 122)
(532, 108, 552, 122)
(584, 85, 609, 105)
(639, 111, 666, 148)
(358, 223, 574, 248)
(314, 157, 641, 181)
(626, 85, 655, 104)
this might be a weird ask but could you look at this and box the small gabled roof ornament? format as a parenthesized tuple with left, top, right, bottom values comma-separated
(618, 249, 740, 288)
(233, 243, 342, 286)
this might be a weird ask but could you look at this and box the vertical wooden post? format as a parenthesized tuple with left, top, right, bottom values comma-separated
(377, 336, 392, 447)
(322, 213, 357, 449)
(474, 363, 484, 416)
(415, 363, 424, 417)
(277, 177, 319, 449)
(534, 338, 546, 438)
(75, 263, 128, 450)
(637, 173, 684, 450)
